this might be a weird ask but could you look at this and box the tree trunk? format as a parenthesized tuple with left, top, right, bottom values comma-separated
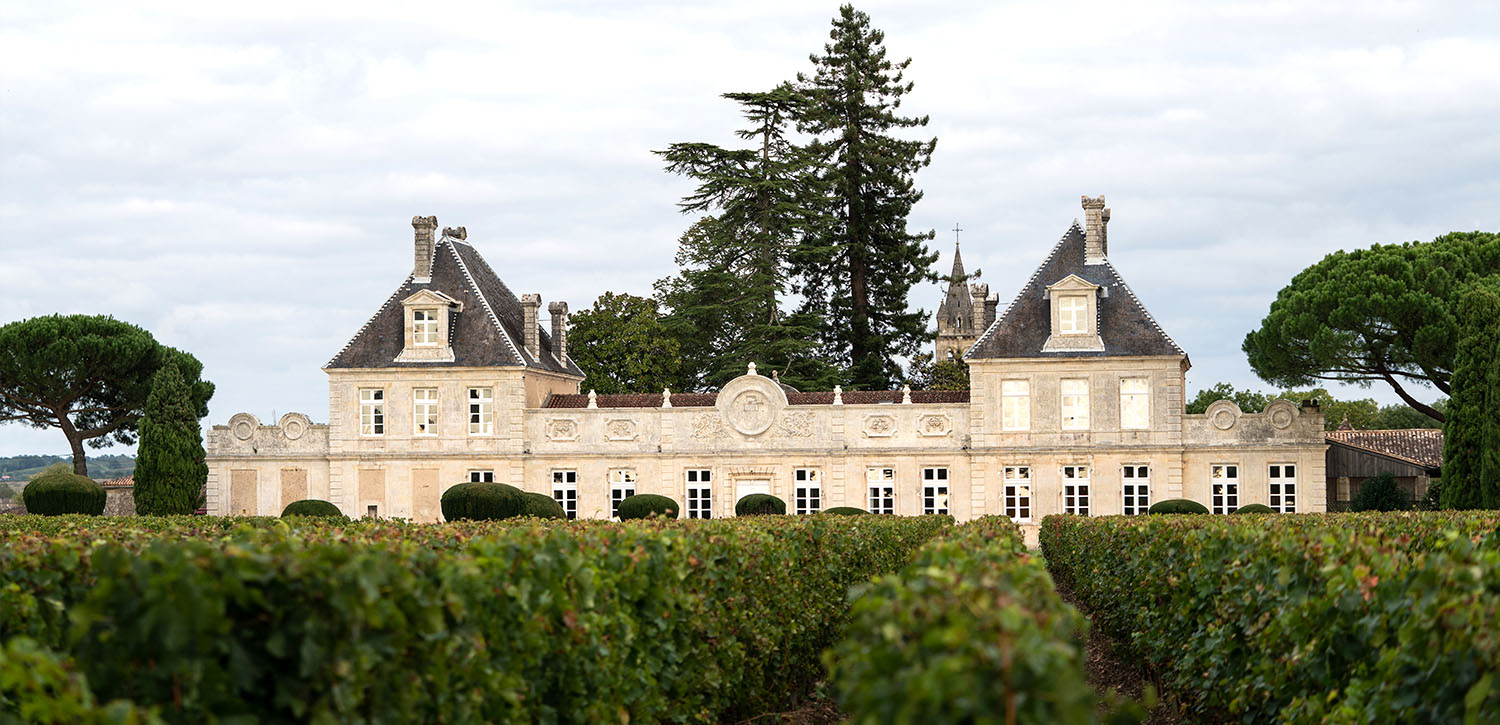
(57, 414, 89, 477)
(1378, 367, 1446, 423)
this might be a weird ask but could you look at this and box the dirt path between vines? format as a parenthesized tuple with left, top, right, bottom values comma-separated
(1052, 577, 1187, 724)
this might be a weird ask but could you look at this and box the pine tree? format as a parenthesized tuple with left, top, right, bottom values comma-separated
(795, 4, 938, 389)
(655, 84, 839, 390)
(133, 361, 207, 515)
(1442, 281, 1500, 509)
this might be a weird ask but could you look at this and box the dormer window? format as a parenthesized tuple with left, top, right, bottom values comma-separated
(396, 290, 462, 363)
(1058, 296, 1087, 334)
(413, 309, 439, 346)
(1042, 274, 1105, 352)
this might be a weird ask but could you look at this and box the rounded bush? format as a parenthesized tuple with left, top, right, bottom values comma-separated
(617, 493, 679, 520)
(22, 464, 105, 516)
(1147, 498, 1210, 515)
(822, 506, 868, 516)
(735, 493, 786, 517)
(523, 492, 567, 520)
(1351, 472, 1410, 512)
(1232, 503, 1275, 515)
(281, 499, 345, 518)
(441, 482, 526, 521)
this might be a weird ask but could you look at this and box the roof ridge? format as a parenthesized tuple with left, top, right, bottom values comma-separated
(1323, 435, 1434, 468)
(446, 240, 525, 365)
(966, 222, 1078, 357)
(1102, 259, 1185, 356)
(324, 274, 414, 368)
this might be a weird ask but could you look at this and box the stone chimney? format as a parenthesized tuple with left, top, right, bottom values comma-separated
(1082, 196, 1108, 264)
(521, 294, 541, 359)
(984, 294, 998, 328)
(548, 300, 569, 364)
(412, 215, 438, 282)
(968, 283, 990, 332)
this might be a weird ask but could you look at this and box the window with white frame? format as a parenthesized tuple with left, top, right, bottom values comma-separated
(551, 470, 577, 520)
(922, 467, 949, 515)
(1004, 466, 1032, 522)
(1120, 378, 1150, 430)
(413, 388, 439, 436)
(1059, 295, 1088, 334)
(1212, 464, 1239, 514)
(468, 387, 493, 435)
(1061, 379, 1090, 430)
(867, 468, 895, 515)
(794, 468, 822, 515)
(359, 389, 384, 436)
(609, 469, 636, 520)
(413, 309, 439, 345)
(1002, 380, 1030, 431)
(1122, 465, 1151, 515)
(686, 469, 712, 519)
(1269, 464, 1297, 513)
(468, 470, 494, 483)
(1063, 465, 1090, 516)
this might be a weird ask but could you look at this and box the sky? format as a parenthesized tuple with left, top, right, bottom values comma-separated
(1, 0, 1498, 457)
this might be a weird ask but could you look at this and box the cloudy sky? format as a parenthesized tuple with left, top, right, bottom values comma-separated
(2, 0, 1497, 457)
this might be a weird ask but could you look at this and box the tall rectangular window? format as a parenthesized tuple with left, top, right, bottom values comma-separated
(1120, 378, 1150, 430)
(1269, 464, 1297, 513)
(1063, 465, 1090, 516)
(1002, 380, 1030, 431)
(413, 309, 439, 345)
(686, 469, 713, 519)
(609, 469, 636, 520)
(922, 467, 949, 515)
(468, 470, 494, 483)
(867, 467, 895, 515)
(551, 470, 577, 520)
(1061, 379, 1090, 430)
(1212, 464, 1239, 514)
(413, 388, 439, 436)
(1059, 296, 1088, 333)
(468, 387, 493, 435)
(359, 389, 384, 436)
(794, 468, 822, 515)
(1122, 465, 1151, 515)
(1004, 466, 1032, 522)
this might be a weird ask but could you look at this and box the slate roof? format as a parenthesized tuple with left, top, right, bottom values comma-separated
(1325, 429, 1444, 470)
(326, 236, 583, 376)
(966, 221, 1184, 360)
(542, 389, 970, 408)
(937, 242, 975, 327)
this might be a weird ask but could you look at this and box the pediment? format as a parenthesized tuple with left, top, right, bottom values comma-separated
(403, 289, 462, 309)
(1046, 274, 1100, 293)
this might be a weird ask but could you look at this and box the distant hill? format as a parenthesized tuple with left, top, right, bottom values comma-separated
(0, 454, 136, 484)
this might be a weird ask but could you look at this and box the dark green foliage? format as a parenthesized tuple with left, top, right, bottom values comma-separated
(1147, 498, 1209, 515)
(22, 464, 105, 516)
(0, 314, 213, 477)
(132, 362, 207, 516)
(1443, 280, 1500, 509)
(1353, 472, 1411, 512)
(566, 293, 684, 394)
(616, 493, 679, 520)
(0, 636, 161, 724)
(794, 5, 938, 390)
(521, 492, 566, 520)
(1243, 231, 1500, 423)
(440, 482, 525, 521)
(822, 507, 867, 516)
(1232, 503, 1275, 514)
(1185, 382, 1445, 430)
(904, 352, 969, 391)
(280, 500, 345, 519)
(735, 493, 786, 516)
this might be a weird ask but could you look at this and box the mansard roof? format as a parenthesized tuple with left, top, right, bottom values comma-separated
(966, 221, 1184, 360)
(326, 236, 583, 375)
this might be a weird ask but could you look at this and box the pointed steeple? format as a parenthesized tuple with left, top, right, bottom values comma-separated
(936, 241, 980, 361)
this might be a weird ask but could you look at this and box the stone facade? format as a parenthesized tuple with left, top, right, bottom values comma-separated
(207, 198, 1328, 534)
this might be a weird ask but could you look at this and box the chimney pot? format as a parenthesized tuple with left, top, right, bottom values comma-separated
(521, 294, 541, 359)
(412, 215, 439, 281)
(548, 300, 569, 364)
(1081, 195, 1107, 264)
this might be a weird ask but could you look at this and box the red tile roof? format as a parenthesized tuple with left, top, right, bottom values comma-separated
(100, 475, 134, 488)
(1325, 429, 1443, 469)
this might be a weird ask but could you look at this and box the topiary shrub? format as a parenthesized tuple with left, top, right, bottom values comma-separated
(281, 499, 345, 519)
(1147, 498, 1209, 515)
(735, 493, 786, 517)
(522, 492, 567, 520)
(823, 506, 868, 516)
(21, 464, 106, 516)
(440, 482, 526, 521)
(1232, 503, 1275, 514)
(617, 493, 679, 520)
(1351, 472, 1410, 512)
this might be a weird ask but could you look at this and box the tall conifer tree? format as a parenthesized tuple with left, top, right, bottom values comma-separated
(1442, 280, 1500, 509)
(655, 84, 838, 390)
(795, 4, 938, 389)
(133, 361, 207, 515)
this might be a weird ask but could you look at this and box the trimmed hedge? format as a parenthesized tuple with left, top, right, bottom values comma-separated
(521, 492, 566, 519)
(616, 493, 679, 520)
(1231, 503, 1274, 514)
(0, 514, 950, 722)
(822, 507, 868, 516)
(22, 466, 106, 516)
(1040, 512, 1500, 722)
(830, 516, 1096, 723)
(280, 499, 345, 518)
(735, 493, 786, 516)
(439, 482, 525, 521)
(1146, 498, 1208, 515)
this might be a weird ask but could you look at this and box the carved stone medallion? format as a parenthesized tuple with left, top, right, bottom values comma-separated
(229, 413, 259, 441)
(1206, 399, 1241, 431)
(728, 390, 775, 436)
(1265, 400, 1297, 430)
(546, 418, 580, 441)
(279, 412, 310, 441)
(777, 411, 814, 438)
(605, 418, 638, 441)
(918, 414, 951, 437)
(863, 414, 896, 438)
(692, 413, 729, 439)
